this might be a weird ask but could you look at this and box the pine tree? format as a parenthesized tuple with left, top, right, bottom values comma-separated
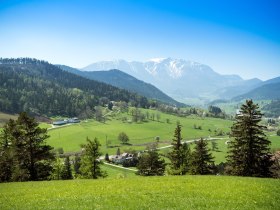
(80, 137, 107, 179)
(168, 124, 191, 175)
(0, 112, 54, 182)
(227, 100, 273, 177)
(61, 156, 73, 180)
(73, 155, 81, 177)
(105, 153, 109, 161)
(211, 141, 218, 151)
(137, 150, 166, 176)
(0, 120, 15, 182)
(116, 147, 121, 156)
(190, 138, 214, 175)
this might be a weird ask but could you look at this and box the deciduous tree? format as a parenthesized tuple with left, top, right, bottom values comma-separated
(118, 132, 129, 144)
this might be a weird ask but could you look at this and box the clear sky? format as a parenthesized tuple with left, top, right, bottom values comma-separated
(0, 0, 279, 80)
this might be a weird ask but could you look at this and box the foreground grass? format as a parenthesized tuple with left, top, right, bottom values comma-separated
(0, 176, 279, 210)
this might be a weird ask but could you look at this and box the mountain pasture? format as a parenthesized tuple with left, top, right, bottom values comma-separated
(47, 110, 233, 155)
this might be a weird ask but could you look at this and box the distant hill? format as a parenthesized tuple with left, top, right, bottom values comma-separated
(82, 58, 263, 103)
(58, 65, 183, 106)
(0, 58, 152, 117)
(233, 82, 280, 101)
(262, 100, 280, 118)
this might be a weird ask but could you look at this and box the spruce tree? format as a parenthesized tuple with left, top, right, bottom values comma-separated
(61, 156, 73, 180)
(0, 120, 15, 182)
(137, 150, 166, 176)
(0, 112, 54, 182)
(80, 137, 107, 179)
(227, 100, 273, 177)
(190, 138, 214, 175)
(73, 155, 81, 177)
(168, 124, 191, 175)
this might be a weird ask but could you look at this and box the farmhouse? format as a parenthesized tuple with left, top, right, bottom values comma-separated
(109, 153, 134, 164)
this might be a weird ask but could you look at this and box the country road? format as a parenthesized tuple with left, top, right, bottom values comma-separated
(156, 137, 228, 150)
(104, 162, 138, 172)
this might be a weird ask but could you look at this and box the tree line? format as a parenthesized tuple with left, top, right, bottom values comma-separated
(0, 100, 279, 182)
(137, 100, 276, 177)
(0, 112, 107, 181)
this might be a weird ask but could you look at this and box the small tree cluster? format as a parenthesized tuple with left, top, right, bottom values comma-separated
(137, 150, 166, 176)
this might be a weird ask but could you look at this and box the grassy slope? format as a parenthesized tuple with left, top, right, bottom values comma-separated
(0, 176, 279, 210)
(0, 112, 17, 127)
(47, 110, 233, 154)
(46, 109, 280, 164)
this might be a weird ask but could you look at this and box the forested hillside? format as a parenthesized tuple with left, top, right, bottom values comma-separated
(233, 82, 280, 101)
(0, 58, 151, 117)
(58, 65, 183, 106)
(262, 100, 280, 117)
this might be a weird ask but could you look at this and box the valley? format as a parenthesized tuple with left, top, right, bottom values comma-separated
(1, 1, 280, 209)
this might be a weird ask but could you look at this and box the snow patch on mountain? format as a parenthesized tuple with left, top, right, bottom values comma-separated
(148, 58, 166, 63)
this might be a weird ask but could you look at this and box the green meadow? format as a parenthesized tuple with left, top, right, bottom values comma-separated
(47, 109, 233, 155)
(46, 109, 280, 164)
(0, 176, 279, 210)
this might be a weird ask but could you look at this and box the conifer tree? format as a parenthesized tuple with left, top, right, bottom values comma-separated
(168, 124, 191, 175)
(0, 112, 54, 182)
(73, 155, 81, 177)
(190, 138, 214, 175)
(61, 156, 73, 180)
(137, 150, 166, 176)
(80, 137, 107, 179)
(227, 100, 273, 177)
(0, 120, 15, 182)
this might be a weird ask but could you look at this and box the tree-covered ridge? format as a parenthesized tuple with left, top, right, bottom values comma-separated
(0, 58, 151, 116)
(233, 82, 280, 101)
(262, 100, 280, 118)
(58, 65, 184, 107)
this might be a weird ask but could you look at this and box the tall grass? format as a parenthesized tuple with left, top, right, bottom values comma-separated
(0, 176, 279, 210)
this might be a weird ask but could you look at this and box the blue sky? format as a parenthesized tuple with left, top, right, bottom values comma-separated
(0, 0, 279, 80)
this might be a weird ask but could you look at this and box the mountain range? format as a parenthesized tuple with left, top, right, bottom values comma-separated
(82, 58, 266, 104)
(58, 65, 183, 106)
(233, 77, 280, 101)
